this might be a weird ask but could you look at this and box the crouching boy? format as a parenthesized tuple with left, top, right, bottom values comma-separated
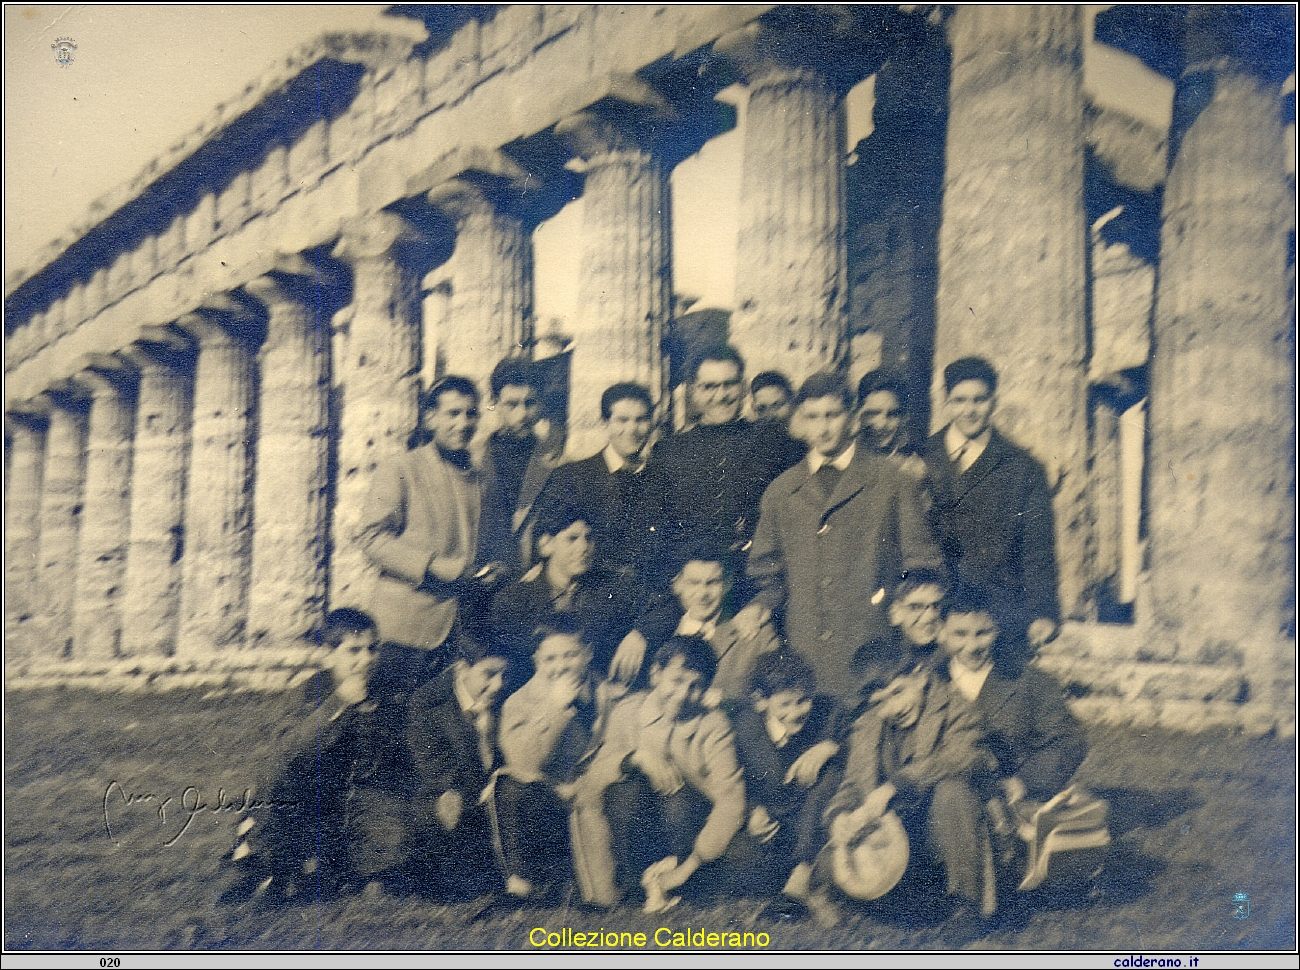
(406, 635, 510, 900)
(729, 652, 844, 907)
(491, 624, 597, 901)
(571, 636, 746, 909)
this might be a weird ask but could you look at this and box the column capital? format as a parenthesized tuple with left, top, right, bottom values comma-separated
(945, 5, 1082, 61)
(67, 358, 140, 400)
(243, 253, 329, 310)
(555, 76, 674, 168)
(119, 331, 197, 374)
(174, 293, 262, 346)
(332, 211, 423, 265)
(712, 13, 879, 95)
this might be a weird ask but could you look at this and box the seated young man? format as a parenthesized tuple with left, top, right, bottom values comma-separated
(729, 651, 845, 908)
(821, 659, 994, 930)
(570, 636, 746, 910)
(405, 635, 510, 901)
(490, 503, 638, 681)
(222, 609, 416, 906)
(935, 588, 1095, 890)
(608, 543, 780, 699)
(492, 624, 598, 901)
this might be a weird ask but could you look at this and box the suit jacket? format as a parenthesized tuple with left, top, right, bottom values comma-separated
(922, 428, 1060, 629)
(357, 445, 480, 651)
(731, 697, 841, 823)
(959, 664, 1087, 801)
(479, 431, 563, 571)
(498, 674, 596, 786)
(748, 448, 944, 701)
(406, 668, 499, 813)
(534, 451, 671, 584)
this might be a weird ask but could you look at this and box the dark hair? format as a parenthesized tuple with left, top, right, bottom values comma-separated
(857, 370, 909, 411)
(689, 345, 745, 384)
(532, 499, 590, 547)
(323, 607, 377, 647)
(793, 372, 853, 411)
(530, 619, 589, 655)
(939, 585, 999, 624)
(600, 382, 653, 421)
(453, 630, 510, 667)
(751, 371, 793, 399)
(671, 539, 732, 579)
(422, 375, 480, 413)
(943, 357, 998, 395)
(749, 650, 817, 699)
(651, 635, 718, 687)
(490, 357, 543, 398)
(894, 568, 950, 600)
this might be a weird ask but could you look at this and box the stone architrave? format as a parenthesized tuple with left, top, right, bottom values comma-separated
(1146, 30, 1294, 713)
(120, 339, 194, 657)
(243, 260, 331, 648)
(331, 212, 423, 607)
(36, 397, 87, 658)
(71, 367, 138, 659)
(175, 300, 260, 656)
(428, 178, 533, 393)
(720, 25, 849, 388)
(934, 5, 1092, 617)
(5, 413, 47, 648)
(558, 110, 671, 457)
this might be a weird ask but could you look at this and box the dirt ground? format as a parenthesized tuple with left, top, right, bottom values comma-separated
(4, 686, 1295, 952)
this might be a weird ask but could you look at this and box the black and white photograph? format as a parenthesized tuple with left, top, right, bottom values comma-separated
(4, 3, 1296, 959)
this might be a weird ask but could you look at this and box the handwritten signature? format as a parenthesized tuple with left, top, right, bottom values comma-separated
(103, 781, 298, 847)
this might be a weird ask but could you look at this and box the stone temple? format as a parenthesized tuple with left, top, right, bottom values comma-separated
(4, 6, 1295, 733)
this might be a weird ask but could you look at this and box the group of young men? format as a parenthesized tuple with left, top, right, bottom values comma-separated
(223, 346, 1100, 940)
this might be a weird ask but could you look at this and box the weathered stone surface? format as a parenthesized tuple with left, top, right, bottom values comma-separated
(730, 57, 847, 386)
(37, 399, 87, 658)
(1147, 66, 1295, 714)
(1085, 103, 1169, 194)
(120, 345, 193, 658)
(5, 414, 46, 648)
(330, 212, 423, 607)
(420, 272, 452, 388)
(935, 5, 1093, 618)
(175, 307, 258, 655)
(243, 266, 331, 648)
(428, 179, 533, 393)
(1090, 233, 1154, 383)
(71, 370, 137, 659)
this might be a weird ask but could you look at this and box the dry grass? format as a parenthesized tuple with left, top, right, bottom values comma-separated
(4, 686, 1295, 951)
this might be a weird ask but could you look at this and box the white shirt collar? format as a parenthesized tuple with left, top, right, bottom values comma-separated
(676, 613, 719, 641)
(807, 440, 856, 474)
(948, 659, 993, 703)
(603, 444, 645, 474)
(944, 425, 991, 463)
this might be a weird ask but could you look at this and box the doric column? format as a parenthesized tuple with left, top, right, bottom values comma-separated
(175, 299, 260, 656)
(120, 337, 194, 657)
(558, 109, 671, 456)
(420, 272, 452, 388)
(37, 395, 88, 658)
(5, 412, 47, 651)
(427, 175, 534, 393)
(934, 6, 1092, 617)
(1147, 8, 1294, 715)
(331, 212, 423, 606)
(243, 259, 331, 647)
(719, 23, 849, 387)
(71, 366, 137, 659)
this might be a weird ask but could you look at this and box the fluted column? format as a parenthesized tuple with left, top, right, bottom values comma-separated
(120, 340, 194, 657)
(935, 5, 1092, 617)
(175, 301, 260, 655)
(71, 368, 137, 659)
(243, 261, 331, 647)
(1147, 9, 1294, 716)
(5, 413, 47, 652)
(720, 25, 848, 387)
(331, 212, 423, 606)
(559, 112, 671, 456)
(428, 179, 534, 393)
(37, 397, 87, 658)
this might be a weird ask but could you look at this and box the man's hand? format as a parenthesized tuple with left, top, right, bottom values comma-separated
(436, 790, 463, 831)
(1028, 617, 1058, 649)
(783, 740, 839, 788)
(426, 553, 472, 585)
(608, 630, 648, 684)
(748, 806, 780, 842)
(655, 852, 701, 893)
(632, 750, 683, 795)
(860, 781, 897, 823)
(1000, 776, 1027, 806)
(732, 602, 770, 640)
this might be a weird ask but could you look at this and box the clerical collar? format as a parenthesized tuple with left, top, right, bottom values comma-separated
(603, 444, 645, 474)
(807, 440, 856, 473)
(436, 443, 473, 470)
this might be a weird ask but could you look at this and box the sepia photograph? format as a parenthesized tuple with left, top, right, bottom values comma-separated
(4, 3, 1296, 960)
